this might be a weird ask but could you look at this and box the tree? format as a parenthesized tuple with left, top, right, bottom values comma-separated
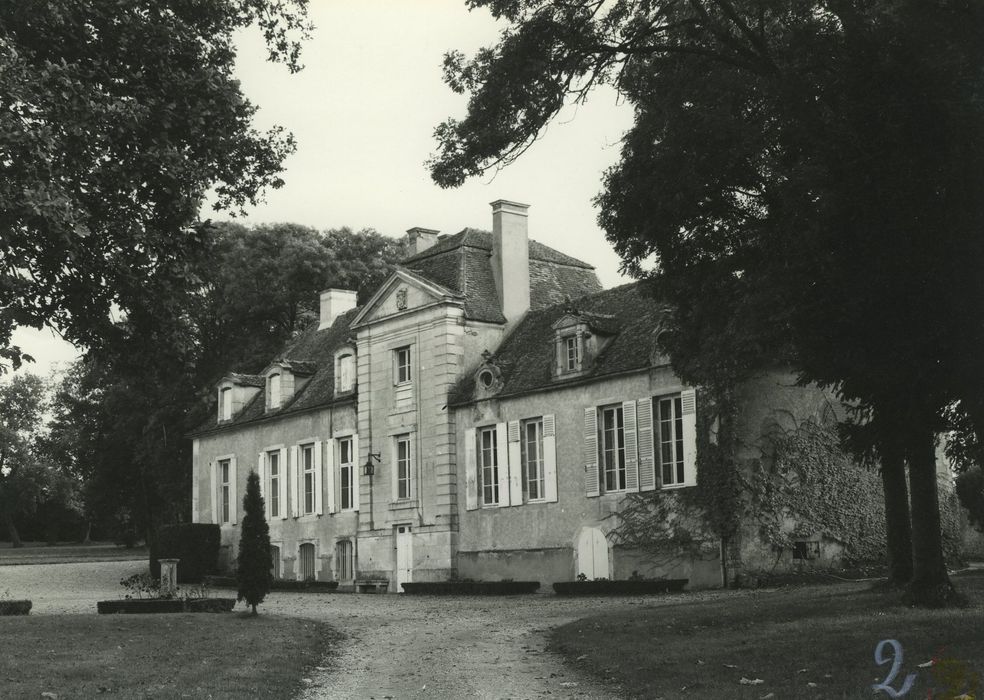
(430, 0, 984, 605)
(0, 374, 51, 546)
(0, 0, 310, 374)
(236, 470, 271, 615)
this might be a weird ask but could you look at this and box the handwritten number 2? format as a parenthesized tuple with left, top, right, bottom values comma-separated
(872, 639, 917, 697)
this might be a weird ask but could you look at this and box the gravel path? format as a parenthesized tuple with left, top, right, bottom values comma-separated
(1, 561, 742, 699)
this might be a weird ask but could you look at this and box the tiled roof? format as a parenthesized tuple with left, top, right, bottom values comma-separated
(402, 228, 601, 323)
(192, 308, 360, 436)
(225, 373, 264, 388)
(449, 282, 664, 405)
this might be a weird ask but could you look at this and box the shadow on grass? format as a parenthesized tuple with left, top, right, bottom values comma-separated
(550, 575, 984, 699)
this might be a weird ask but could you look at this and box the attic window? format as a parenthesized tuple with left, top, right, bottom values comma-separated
(268, 373, 282, 409)
(478, 368, 495, 389)
(564, 336, 579, 371)
(337, 353, 355, 393)
(220, 387, 232, 421)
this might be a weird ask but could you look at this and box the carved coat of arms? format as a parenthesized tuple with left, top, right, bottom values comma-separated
(395, 288, 408, 310)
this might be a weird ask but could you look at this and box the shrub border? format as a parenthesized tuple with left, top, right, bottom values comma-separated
(0, 600, 32, 615)
(204, 576, 339, 592)
(552, 579, 688, 596)
(96, 598, 237, 614)
(401, 581, 540, 595)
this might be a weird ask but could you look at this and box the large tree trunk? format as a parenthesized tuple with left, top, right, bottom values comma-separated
(905, 426, 959, 607)
(880, 437, 913, 586)
(2, 508, 23, 548)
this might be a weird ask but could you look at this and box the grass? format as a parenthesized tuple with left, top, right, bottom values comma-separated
(0, 613, 338, 698)
(0, 541, 147, 565)
(550, 571, 984, 699)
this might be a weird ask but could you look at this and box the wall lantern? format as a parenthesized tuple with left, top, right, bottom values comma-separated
(364, 451, 381, 476)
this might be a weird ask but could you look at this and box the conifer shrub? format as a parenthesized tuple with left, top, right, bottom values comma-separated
(150, 523, 220, 583)
(236, 470, 272, 615)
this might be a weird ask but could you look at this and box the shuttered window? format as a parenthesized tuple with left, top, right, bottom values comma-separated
(658, 396, 685, 486)
(600, 404, 627, 492)
(301, 444, 315, 515)
(521, 418, 544, 501)
(395, 434, 412, 500)
(268, 450, 281, 518)
(219, 460, 231, 523)
(339, 437, 355, 510)
(479, 426, 499, 506)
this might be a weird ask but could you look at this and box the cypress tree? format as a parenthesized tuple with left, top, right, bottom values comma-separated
(236, 470, 272, 615)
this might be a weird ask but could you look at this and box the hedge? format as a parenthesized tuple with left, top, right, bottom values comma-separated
(150, 523, 221, 583)
(552, 579, 688, 595)
(0, 600, 32, 615)
(97, 598, 236, 614)
(401, 581, 540, 595)
(205, 576, 339, 592)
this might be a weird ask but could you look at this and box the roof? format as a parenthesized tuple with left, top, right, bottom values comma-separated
(192, 308, 360, 436)
(449, 282, 665, 405)
(401, 229, 602, 323)
(223, 373, 264, 388)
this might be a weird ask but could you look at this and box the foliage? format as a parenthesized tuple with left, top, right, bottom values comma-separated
(236, 470, 272, 614)
(956, 467, 984, 534)
(150, 523, 221, 583)
(0, 0, 311, 374)
(119, 572, 162, 600)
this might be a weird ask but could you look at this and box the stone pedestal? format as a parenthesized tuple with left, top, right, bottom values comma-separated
(159, 558, 179, 597)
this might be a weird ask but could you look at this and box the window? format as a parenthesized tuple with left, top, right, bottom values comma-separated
(298, 542, 316, 581)
(220, 387, 232, 421)
(395, 434, 412, 500)
(301, 444, 315, 515)
(564, 336, 579, 371)
(394, 346, 411, 384)
(600, 404, 626, 492)
(478, 426, 499, 506)
(268, 450, 281, 518)
(268, 373, 281, 408)
(336, 540, 353, 581)
(657, 396, 685, 486)
(522, 418, 545, 501)
(339, 437, 355, 510)
(338, 353, 355, 392)
(219, 459, 231, 523)
(270, 545, 281, 580)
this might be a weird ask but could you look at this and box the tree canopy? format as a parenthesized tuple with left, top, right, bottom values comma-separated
(430, 0, 984, 605)
(0, 0, 311, 373)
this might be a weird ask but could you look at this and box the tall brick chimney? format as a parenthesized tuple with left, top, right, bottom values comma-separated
(407, 227, 439, 255)
(319, 289, 357, 331)
(490, 199, 531, 324)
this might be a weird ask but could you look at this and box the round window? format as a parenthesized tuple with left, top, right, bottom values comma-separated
(478, 369, 495, 388)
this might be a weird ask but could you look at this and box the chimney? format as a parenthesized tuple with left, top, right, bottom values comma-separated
(319, 289, 358, 331)
(490, 199, 531, 324)
(407, 227, 439, 255)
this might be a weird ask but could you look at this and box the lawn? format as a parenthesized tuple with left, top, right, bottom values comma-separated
(0, 613, 338, 698)
(0, 541, 147, 565)
(550, 571, 984, 699)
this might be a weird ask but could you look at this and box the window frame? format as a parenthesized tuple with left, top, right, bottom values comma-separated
(336, 539, 354, 581)
(395, 433, 412, 501)
(300, 443, 316, 515)
(564, 335, 580, 372)
(657, 395, 686, 487)
(220, 387, 233, 421)
(599, 404, 627, 493)
(267, 449, 281, 518)
(521, 417, 546, 502)
(219, 459, 231, 523)
(337, 352, 355, 393)
(268, 372, 282, 409)
(339, 436, 355, 511)
(394, 346, 412, 385)
(477, 425, 499, 506)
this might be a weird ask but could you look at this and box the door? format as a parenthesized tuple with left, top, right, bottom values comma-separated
(395, 525, 413, 592)
(576, 527, 610, 580)
(298, 542, 316, 581)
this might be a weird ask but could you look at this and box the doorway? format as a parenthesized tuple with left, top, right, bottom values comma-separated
(395, 525, 413, 592)
(575, 527, 610, 580)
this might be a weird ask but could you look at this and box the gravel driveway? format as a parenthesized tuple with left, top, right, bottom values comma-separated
(3, 561, 734, 699)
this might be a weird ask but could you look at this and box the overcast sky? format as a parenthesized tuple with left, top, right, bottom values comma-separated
(13, 0, 633, 378)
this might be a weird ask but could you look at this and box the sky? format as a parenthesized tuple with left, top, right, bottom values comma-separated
(12, 0, 634, 379)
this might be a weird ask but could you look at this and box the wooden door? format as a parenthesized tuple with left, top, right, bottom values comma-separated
(395, 525, 413, 592)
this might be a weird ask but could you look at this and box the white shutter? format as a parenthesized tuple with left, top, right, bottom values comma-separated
(278, 449, 288, 520)
(314, 440, 325, 515)
(495, 422, 510, 507)
(464, 428, 478, 510)
(257, 452, 267, 516)
(229, 456, 238, 525)
(507, 420, 523, 506)
(681, 389, 698, 487)
(622, 400, 639, 492)
(209, 461, 218, 524)
(543, 414, 558, 503)
(584, 407, 600, 497)
(290, 446, 300, 517)
(351, 433, 360, 510)
(637, 399, 656, 491)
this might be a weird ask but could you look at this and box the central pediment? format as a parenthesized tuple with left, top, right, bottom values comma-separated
(350, 268, 464, 327)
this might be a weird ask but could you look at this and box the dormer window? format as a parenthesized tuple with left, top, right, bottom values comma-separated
(268, 373, 282, 409)
(564, 335, 580, 372)
(336, 351, 356, 393)
(220, 387, 232, 421)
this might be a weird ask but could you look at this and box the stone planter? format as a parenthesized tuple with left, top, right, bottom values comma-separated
(552, 579, 688, 596)
(96, 598, 237, 614)
(401, 581, 541, 595)
(0, 600, 32, 615)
